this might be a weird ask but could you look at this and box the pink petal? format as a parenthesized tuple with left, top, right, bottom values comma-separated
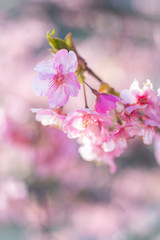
(31, 108, 65, 128)
(141, 128, 154, 145)
(34, 60, 55, 74)
(39, 73, 54, 80)
(48, 85, 69, 107)
(125, 104, 142, 114)
(53, 49, 68, 72)
(103, 94, 120, 103)
(33, 75, 50, 96)
(64, 50, 78, 73)
(53, 49, 78, 74)
(120, 89, 137, 104)
(95, 94, 120, 113)
(64, 73, 80, 97)
(144, 119, 160, 127)
(47, 79, 59, 92)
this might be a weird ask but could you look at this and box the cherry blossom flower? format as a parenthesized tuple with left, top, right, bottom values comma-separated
(0, 178, 28, 223)
(31, 108, 66, 129)
(120, 79, 155, 107)
(140, 126, 155, 145)
(33, 49, 80, 107)
(120, 79, 160, 134)
(63, 108, 112, 144)
(77, 124, 132, 173)
(79, 139, 117, 173)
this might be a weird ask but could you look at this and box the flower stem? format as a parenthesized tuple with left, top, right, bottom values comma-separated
(85, 66, 103, 83)
(82, 81, 89, 108)
(76, 52, 119, 95)
(76, 54, 103, 84)
(83, 80, 93, 91)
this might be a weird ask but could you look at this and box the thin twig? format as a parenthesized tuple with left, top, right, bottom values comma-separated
(82, 81, 89, 108)
(77, 53, 119, 95)
(85, 66, 103, 83)
(83, 79, 93, 91)
(77, 54, 103, 83)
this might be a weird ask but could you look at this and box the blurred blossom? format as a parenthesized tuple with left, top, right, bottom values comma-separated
(0, 177, 28, 223)
(154, 134, 160, 164)
(133, 0, 160, 16)
(1, 109, 78, 178)
(35, 0, 93, 10)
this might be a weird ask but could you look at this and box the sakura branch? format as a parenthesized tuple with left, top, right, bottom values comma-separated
(32, 30, 160, 173)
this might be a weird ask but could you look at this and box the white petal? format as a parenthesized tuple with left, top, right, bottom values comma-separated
(130, 79, 140, 91)
(141, 128, 154, 145)
(143, 79, 153, 90)
(120, 89, 137, 104)
(102, 140, 115, 152)
(34, 60, 55, 74)
(48, 86, 69, 107)
(79, 143, 96, 161)
(32, 76, 50, 96)
(64, 51, 78, 73)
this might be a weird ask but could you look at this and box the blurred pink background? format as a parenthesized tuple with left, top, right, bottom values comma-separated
(1, 0, 160, 239)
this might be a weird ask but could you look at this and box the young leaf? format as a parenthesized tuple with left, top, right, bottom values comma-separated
(47, 30, 68, 52)
(65, 32, 76, 51)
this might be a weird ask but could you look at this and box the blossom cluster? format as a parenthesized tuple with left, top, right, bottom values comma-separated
(32, 37, 160, 173)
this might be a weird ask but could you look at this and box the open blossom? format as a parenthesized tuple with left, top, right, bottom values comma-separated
(140, 126, 155, 145)
(78, 139, 117, 173)
(94, 91, 120, 114)
(33, 49, 80, 107)
(120, 79, 160, 131)
(120, 79, 155, 107)
(63, 108, 112, 144)
(120, 79, 158, 117)
(0, 178, 28, 223)
(31, 108, 66, 129)
(103, 124, 138, 155)
(76, 121, 134, 173)
(75, 123, 140, 173)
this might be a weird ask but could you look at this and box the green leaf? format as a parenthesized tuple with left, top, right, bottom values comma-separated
(47, 30, 78, 53)
(50, 29, 55, 36)
(47, 30, 68, 52)
(65, 32, 76, 51)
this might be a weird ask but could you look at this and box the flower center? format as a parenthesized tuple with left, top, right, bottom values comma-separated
(48, 73, 65, 89)
(54, 73, 65, 85)
(138, 95, 148, 105)
(82, 115, 98, 129)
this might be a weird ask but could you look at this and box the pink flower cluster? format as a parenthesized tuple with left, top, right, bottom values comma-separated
(33, 49, 160, 173)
